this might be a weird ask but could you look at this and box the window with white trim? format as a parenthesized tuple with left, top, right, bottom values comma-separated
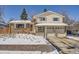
(16, 24, 24, 28)
(38, 27, 44, 32)
(39, 17, 46, 21)
(53, 18, 59, 21)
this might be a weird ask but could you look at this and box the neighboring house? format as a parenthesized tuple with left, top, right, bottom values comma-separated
(32, 11, 68, 38)
(68, 22, 79, 35)
(8, 20, 33, 33)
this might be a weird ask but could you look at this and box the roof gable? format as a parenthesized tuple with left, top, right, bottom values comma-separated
(34, 11, 64, 17)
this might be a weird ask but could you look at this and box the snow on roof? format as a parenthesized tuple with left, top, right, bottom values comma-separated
(0, 34, 49, 45)
(9, 20, 32, 24)
(34, 11, 64, 17)
(36, 23, 68, 26)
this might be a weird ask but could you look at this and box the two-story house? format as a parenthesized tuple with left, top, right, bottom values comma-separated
(68, 22, 79, 35)
(32, 11, 68, 38)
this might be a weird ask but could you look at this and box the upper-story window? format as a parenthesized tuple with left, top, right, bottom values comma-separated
(53, 18, 59, 21)
(39, 17, 46, 21)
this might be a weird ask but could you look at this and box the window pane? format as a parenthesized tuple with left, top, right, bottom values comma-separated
(42, 18, 45, 21)
(53, 18, 59, 21)
(38, 27, 44, 32)
(16, 24, 24, 28)
(39, 17, 45, 21)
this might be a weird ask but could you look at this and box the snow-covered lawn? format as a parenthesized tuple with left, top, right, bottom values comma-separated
(67, 36, 79, 41)
(0, 50, 59, 54)
(0, 34, 49, 45)
(0, 34, 59, 54)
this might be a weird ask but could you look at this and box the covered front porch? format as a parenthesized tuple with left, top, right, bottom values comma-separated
(9, 20, 34, 33)
(35, 23, 68, 38)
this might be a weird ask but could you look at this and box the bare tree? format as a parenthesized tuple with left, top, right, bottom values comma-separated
(60, 11, 74, 25)
(0, 6, 6, 28)
(0, 6, 5, 24)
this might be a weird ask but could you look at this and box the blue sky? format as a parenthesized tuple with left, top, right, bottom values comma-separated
(2, 5, 79, 22)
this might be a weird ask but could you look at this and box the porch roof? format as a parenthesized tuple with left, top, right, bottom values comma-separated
(35, 23, 68, 26)
(9, 20, 33, 24)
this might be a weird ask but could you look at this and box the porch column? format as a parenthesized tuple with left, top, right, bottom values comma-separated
(32, 24, 35, 33)
(65, 26, 67, 33)
(35, 26, 38, 33)
(14, 23, 16, 29)
(9, 24, 11, 34)
(24, 24, 26, 28)
(44, 26, 47, 39)
(33, 25, 36, 33)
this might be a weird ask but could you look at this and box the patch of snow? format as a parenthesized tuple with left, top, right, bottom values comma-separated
(42, 50, 59, 54)
(0, 34, 59, 54)
(9, 20, 31, 24)
(67, 36, 79, 41)
(0, 34, 50, 45)
(0, 50, 59, 54)
(0, 51, 41, 54)
(51, 50, 59, 54)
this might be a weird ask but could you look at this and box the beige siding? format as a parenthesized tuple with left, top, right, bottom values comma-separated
(34, 14, 64, 24)
(46, 14, 64, 23)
